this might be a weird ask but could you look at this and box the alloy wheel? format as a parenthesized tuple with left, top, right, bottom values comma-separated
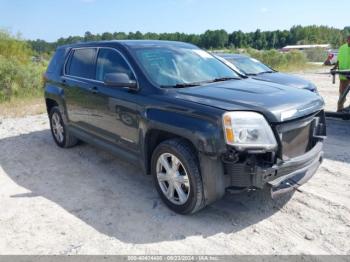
(156, 153, 190, 205)
(51, 112, 64, 143)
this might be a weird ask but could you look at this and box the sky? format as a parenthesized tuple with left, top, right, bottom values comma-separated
(1, 0, 349, 42)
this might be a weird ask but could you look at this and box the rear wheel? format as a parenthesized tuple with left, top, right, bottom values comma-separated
(151, 139, 205, 214)
(49, 106, 78, 148)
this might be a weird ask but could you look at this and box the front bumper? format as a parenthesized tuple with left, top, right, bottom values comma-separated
(224, 141, 324, 195)
(268, 142, 323, 197)
(199, 110, 325, 204)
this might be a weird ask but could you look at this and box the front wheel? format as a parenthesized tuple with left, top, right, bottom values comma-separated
(151, 139, 205, 214)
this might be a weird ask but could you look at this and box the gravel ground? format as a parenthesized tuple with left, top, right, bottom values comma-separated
(0, 72, 349, 255)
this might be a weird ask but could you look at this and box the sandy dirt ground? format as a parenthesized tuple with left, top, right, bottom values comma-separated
(0, 72, 349, 255)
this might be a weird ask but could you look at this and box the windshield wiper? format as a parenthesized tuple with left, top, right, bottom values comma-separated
(160, 77, 240, 88)
(160, 82, 202, 88)
(174, 83, 202, 88)
(257, 70, 275, 75)
(247, 71, 274, 76)
(210, 77, 240, 82)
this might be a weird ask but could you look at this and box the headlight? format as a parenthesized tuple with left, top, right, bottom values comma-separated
(223, 111, 277, 151)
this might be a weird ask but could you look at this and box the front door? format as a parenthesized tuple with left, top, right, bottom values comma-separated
(90, 48, 141, 153)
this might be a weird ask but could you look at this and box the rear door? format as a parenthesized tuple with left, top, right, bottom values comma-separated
(62, 48, 98, 131)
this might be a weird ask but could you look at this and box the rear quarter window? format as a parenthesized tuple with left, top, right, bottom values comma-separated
(65, 48, 97, 79)
(47, 48, 66, 74)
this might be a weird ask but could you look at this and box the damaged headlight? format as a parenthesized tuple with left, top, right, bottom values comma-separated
(222, 111, 277, 151)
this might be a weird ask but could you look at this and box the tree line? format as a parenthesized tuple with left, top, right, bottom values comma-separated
(28, 25, 350, 54)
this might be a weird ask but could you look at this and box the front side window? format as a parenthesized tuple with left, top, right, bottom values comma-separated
(95, 48, 135, 82)
(66, 48, 97, 79)
(133, 47, 240, 87)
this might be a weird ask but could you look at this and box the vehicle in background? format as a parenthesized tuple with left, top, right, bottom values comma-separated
(215, 53, 318, 93)
(324, 50, 338, 65)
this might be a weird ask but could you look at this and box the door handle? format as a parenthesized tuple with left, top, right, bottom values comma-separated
(90, 86, 99, 94)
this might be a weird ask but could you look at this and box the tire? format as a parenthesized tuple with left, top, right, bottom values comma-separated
(151, 138, 205, 214)
(49, 106, 78, 148)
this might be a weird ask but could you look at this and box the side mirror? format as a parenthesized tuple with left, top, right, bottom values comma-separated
(104, 73, 138, 90)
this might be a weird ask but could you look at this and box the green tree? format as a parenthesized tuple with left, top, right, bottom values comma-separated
(24, 25, 350, 54)
(101, 32, 113, 40)
(200, 30, 228, 49)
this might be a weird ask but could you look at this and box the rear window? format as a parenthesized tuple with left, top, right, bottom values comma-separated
(47, 48, 65, 74)
(66, 48, 97, 79)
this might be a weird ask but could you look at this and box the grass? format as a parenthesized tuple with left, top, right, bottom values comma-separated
(0, 31, 48, 107)
(278, 63, 324, 73)
(0, 95, 46, 118)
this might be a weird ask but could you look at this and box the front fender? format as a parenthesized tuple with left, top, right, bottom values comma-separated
(145, 108, 223, 154)
(143, 107, 227, 205)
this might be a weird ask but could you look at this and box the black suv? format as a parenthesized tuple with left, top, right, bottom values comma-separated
(44, 40, 326, 214)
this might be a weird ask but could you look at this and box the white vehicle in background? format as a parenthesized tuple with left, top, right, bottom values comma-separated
(324, 49, 338, 65)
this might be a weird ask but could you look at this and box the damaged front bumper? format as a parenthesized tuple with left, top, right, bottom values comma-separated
(223, 110, 326, 197)
(267, 142, 323, 197)
(224, 141, 324, 196)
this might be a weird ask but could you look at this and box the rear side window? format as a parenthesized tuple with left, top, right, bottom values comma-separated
(47, 48, 65, 74)
(66, 48, 97, 79)
(95, 48, 135, 81)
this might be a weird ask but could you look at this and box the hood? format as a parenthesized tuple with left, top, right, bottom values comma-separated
(174, 78, 324, 123)
(252, 72, 316, 91)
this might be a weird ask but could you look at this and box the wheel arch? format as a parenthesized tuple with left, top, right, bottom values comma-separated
(45, 98, 59, 114)
(144, 129, 198, 175)
(141, 107, 227, 206)
(44, 84, 68, 122)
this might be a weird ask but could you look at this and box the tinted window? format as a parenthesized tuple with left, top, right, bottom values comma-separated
(47, 48, 65, 74)
(96, 48, 135, 81)
(66, 48, 97, 79)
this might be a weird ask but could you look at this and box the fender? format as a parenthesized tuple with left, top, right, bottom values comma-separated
(44, 83, 68, 122)
(142, 106, 227, 205)
(145, 108, 221, 153)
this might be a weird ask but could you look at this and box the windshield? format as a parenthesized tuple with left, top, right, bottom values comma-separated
(225, 57, 274, 75)
(133, 47, 240, 87)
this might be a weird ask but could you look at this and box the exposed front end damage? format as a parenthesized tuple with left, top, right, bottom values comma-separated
(221, 110, 326, 197)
